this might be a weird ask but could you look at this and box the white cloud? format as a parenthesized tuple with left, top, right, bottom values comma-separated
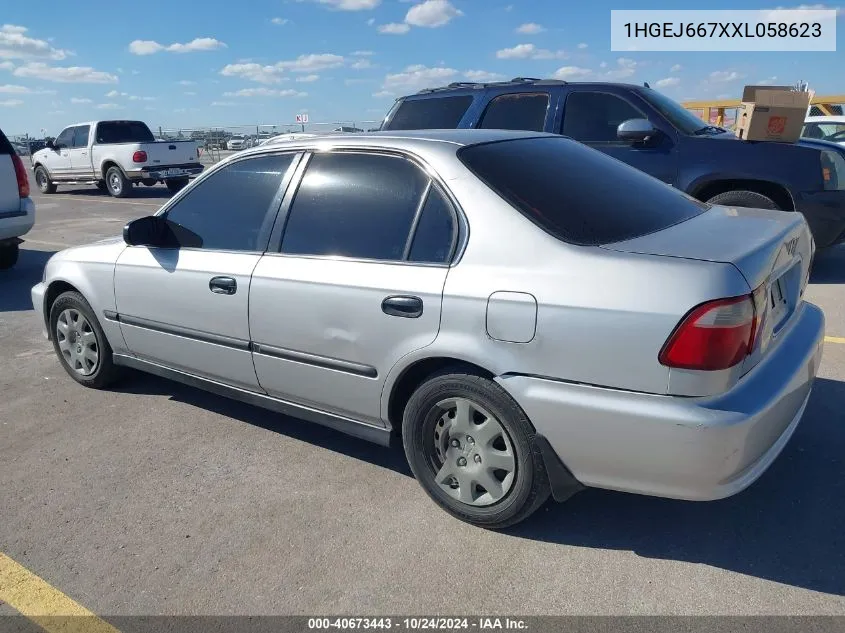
(670, 64, 682, 72)
(709, 70, 744, 83)
(351, 50, 374, 56)
(373, 90, 395, 97)
(278, 53, 345, 72)
(496, 43, 566, 60)
(765, 4, 844, 19)
(223, 87, 306, 97)
(220, 62, 286, 84)
(95, 103, 121, 109)
(0, 24, 70, 61)
(757, 76, 779, 85)
(178, 79, 196, 85)
(599, 61, 608, 68)
(271, 18, 289, 25)
(605, 57, 638, 79)
(655, 77, 680, 88)
(70, 97, 92, 103)
(378, 23, 411, 34)
(577, 42, 588, 49)
(405, 0, 463, 27)
(129, 95, 155, 101)
(311, 0, 381, 9)
(221, 54, 345, 84)
(128, 37, 227, 55)
(382, 64, 457, 92)
(553, 66, 591, 79)
(296, 74, 320, 82)
(105, 90, 127, 97)
(211, 101, 237, 106)
(0, 84, 29, 93)
(0, 61, 13, 70)
(516, 23, 545, 34)
(351, 58, 373, 69)
(0, 98, 23, 106)
(13, 62, 118, 83)
(464, 70, 505, 82)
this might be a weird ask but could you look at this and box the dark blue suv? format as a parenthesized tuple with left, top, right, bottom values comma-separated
(380, 79, 845, 249)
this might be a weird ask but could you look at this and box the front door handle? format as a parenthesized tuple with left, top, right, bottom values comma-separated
(209, 276, 237, 295)
(382, 295, 423, 318)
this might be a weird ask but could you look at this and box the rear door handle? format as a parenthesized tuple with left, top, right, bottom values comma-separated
(209, 276, 237, 295)
(382, 295, 423, 318)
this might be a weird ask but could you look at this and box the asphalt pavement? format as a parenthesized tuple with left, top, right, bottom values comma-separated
(1, 176, 844, 618)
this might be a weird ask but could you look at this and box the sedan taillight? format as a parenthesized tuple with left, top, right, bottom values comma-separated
(659, 292, 762, 371)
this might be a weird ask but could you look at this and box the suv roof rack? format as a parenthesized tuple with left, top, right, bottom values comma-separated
(415, 77, 569, 95)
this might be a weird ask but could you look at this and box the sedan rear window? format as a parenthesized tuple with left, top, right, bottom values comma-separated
(383, 96, 473, 131)
(457, 136, 709, 246)
(95, 121, 155, 144)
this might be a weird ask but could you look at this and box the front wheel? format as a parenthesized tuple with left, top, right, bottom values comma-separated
(402, 370, 550, 529)
(105, 166, 130, 198)
(34, 166, 56, 194)
(165, 177, 189, 193)
(0, 241, 20, 270)
(49, 291, 122, 389)
(705, 190, 779, 210)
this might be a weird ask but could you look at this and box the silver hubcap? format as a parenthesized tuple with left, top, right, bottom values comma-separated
(431, 397, 516, 507)
(37, 170, 47, 188)
(56, 309, 99, 376)
(109, 172, 121, 193)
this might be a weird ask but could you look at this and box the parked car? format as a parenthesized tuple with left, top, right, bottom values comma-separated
(227, 135, 247, 151)
(381, 79, 845, 249)
(259, 133, 318, 146)
(32, 130, 824, 528)
(31, 120, 203, 198)
(0, 125, 34, 269)
(803, 115, 845, 146)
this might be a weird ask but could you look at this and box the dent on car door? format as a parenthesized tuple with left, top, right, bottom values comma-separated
(561, 90, 677, 184)
(113, 152, 300, 389)
(249, 151, 458, 425)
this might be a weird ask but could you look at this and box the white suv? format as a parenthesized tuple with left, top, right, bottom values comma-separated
(0, 128, 34, 270)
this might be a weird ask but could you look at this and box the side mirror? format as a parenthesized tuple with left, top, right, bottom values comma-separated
(123, 215, 165, 247)
(617, 118, 658, 143)
(45, 138, 55, 150)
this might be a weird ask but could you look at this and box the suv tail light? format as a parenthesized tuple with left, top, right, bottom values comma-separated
(132, 150, 148, 163)
(11, 154, 29, 198)
(659, 291, 763, 371)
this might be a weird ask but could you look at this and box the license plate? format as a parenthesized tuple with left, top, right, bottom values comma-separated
(769, 276, 789, 328)
(166, 168, 182, 177)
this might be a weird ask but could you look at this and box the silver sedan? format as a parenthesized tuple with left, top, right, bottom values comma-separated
(31, 130, 825, 528)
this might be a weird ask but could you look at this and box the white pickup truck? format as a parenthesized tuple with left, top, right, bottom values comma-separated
(31, 120, 204, 198)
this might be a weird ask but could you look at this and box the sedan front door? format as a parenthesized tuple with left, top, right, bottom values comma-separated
(249, 151, 459, 425)
(113, 152, 301, 390)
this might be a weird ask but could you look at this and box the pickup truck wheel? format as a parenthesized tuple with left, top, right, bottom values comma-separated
(0, 242, 20, 270)
(705, 190, 780, 210)
(105, 166, 130, 198)
(34, 166, 56, 194)
(166, 178, 189, 193)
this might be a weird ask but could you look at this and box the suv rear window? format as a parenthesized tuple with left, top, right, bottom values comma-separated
(458, 136, 709, 246)
(0, 127, 13, 155)
(383, 96, 473, 131)
(95, 121, 155, 144)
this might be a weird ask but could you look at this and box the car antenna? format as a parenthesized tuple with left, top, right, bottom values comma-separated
(643, 81, 650, 88)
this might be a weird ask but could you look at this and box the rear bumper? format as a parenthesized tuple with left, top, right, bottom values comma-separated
(127, 163, 204, 181)
(0, 197, 35, 242)
(794, 189, 845, 248)
(498, 302, 825, 501)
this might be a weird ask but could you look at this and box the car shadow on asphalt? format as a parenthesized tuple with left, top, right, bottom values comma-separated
(0, 248, 56, 313)
(508, 376, 845, 597)
(50, 186, 174, 200)
(810, 244, 845, 284)
(115, 372, 414, 477)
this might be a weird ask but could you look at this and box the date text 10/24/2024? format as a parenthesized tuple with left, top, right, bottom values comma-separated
(308, 618, 528, 630)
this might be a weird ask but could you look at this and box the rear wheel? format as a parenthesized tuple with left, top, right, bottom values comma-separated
(706, 190, 779, 210)
(49, 291, 121, 389)
(34, 166, 56, 194)
(402, 369, 550, 529)
(166, 177, 189, 193)
(0, 242, 20, 270)
(105, 166, 130, 198)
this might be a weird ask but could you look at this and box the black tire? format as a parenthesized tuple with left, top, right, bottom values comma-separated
(0, 242, 19, 270)
(166, 177, 189, 193)
(34, 166, 56, 194)
(105, 166, 130, 198)
(96, 180, 108, 192)
(402, 369, 551, 529)
(705, 190, 780, 210)
(49, 291, 121, 389)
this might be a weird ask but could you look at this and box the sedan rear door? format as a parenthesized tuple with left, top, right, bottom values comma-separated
(249, 150, 459, 425)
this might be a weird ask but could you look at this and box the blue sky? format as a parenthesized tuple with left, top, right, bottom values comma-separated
(0, 0, 842, 135)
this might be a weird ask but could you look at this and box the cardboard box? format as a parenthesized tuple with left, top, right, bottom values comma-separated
(735, 85, 814, 143)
